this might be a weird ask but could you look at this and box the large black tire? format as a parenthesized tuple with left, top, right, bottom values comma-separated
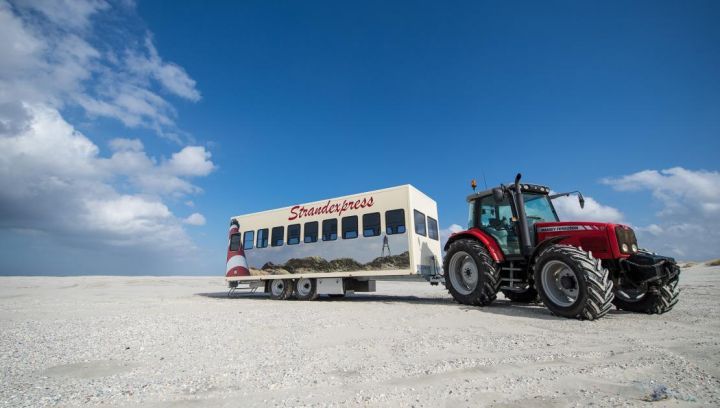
(613, 276, 679, 314)
(501, 286, 540, 303)
(534, 245, 614, 320)
(269, 279, 294, 300)
(294, 278, 319, 301)
(443, 239, 500, 306)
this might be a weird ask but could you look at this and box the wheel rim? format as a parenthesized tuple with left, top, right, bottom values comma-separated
(270, 280, 285, 297)
(296, 278, 312, 297)
(448, 251, 479, 295)
(541, 260, 579, 307)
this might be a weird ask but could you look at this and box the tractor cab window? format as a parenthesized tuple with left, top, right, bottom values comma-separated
(523, 194, 559, 225)
(475, 195, 521, 255)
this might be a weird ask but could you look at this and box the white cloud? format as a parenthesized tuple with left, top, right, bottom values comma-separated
(183, 213, 206, 226)
(163, 146, 216, 176)
(1, 0, 200, 142)
(552, 193, 624, 223)
(439, 223, 464, 249)
(603, 167, 720, 260)
(0, 1, 214, 267)
(16, 0, 109, 30)
(125, 36, 201, 102)
(108, 137, 143, 152)
(0, 104, 212, 249)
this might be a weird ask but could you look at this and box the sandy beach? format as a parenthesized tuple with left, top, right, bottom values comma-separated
(1, 265, 719, 407)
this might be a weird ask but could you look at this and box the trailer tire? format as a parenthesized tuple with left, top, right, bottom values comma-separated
(501, 287, 540, 303)
(534, 245, 614, 320)
(444, 239, 499, 306)
(295, 278, 319, 301)
(269, 279, 294, 300)
(613, 276, 679, 314)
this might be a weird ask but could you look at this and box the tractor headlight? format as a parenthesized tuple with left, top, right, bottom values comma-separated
(615, 226, 639, 254)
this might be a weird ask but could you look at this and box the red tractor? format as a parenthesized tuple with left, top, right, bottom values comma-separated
(443, 174, 680, 320)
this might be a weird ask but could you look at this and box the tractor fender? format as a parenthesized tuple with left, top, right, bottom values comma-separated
(529, 235, 570, 266)
(444, 228, 505, 263)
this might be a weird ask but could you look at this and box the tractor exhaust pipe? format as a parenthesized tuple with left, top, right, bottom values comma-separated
(513, 173, 533, 256)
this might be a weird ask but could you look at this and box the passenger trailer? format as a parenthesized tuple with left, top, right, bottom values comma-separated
(225, 185, 444, 299)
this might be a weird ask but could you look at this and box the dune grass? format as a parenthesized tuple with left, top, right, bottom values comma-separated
(706, 259, 720, 267)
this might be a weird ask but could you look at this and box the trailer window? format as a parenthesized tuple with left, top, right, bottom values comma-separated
(414, 210, 427, 236)
(287, 224, 300, 245)
(363, 212, 381, 237)
(229, 233, 241, 251)
(271, 226, 284, 247)
(256, 228, 269, 248)
(342, 216, 358, 239)
(304, 221, 318, 243)
(427, 216, 439, 240)
(243, 231, 254, 250)
(322, 219, 337, 241)
(385, 209, 406, 234)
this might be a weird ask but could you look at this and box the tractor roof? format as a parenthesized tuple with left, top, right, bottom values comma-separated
(466, 183, 550, 202)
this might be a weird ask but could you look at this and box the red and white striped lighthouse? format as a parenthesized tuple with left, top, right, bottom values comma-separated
(226, 220, 250, 277)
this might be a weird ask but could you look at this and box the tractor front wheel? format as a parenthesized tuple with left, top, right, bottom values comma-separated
(444, 239, 500, 306)
(534, 245, 614, 320)
(613, 276, 679, 314)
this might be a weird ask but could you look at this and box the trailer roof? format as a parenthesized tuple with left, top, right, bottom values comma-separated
(231, 184, 430, 219)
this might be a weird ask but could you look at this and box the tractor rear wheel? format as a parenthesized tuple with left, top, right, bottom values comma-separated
(501, 286, 540, 303)
(612, 276, 679, 314)
(444, 239, 500, 306)
(534, 245, 614, 320)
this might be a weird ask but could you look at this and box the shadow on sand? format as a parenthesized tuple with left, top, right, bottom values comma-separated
(195, 291, 633, 320)
(195, 291, 454, 306)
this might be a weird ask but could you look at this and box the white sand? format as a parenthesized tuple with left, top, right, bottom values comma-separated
(1, 265, 719, 407)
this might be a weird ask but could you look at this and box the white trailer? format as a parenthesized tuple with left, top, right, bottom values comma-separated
(225, 185, 443, 299)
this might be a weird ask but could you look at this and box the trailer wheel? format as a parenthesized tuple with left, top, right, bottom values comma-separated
(613, 276, 679, 314)
(501, 286, 540, 303)
(269, 279, 294, 300)
(444, 239, 499, 306)
(295, 278, 319, 301)
(534, 245, 614, 320)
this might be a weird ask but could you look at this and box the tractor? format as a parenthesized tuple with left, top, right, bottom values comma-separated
(443, 174, 680, 320)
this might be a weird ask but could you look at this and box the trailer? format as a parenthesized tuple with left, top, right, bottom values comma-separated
(225, 185, 444, 299)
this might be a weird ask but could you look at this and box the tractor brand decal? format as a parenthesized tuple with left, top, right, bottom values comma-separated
(537, 225, 606, 232)
(288, 196, 375, 220)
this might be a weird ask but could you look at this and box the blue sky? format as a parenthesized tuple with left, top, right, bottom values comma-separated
(1, 0, 719, 275)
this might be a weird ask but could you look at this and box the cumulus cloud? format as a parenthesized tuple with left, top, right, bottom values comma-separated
(439, 223, 464, 249)
(603, 167, 720, 260)
(552, 193, 624, 223)
(0, 104, 211, 249)
(125, 36, 201, 102)
(183, 213, 206, 226)
(0, 0, 214, 272)
(1, 0, 200, 142)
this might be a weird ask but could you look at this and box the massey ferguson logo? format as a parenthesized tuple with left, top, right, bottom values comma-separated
(289, 196, 375, 220)
(538, 225, 605, 232)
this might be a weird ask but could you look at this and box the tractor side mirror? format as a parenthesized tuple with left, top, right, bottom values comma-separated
(578, 193, 585, 209)
(492, 188, 504, 202)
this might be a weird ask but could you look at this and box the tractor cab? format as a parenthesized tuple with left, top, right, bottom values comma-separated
(466, 183, 558, 256)
(443, 173, 680, 321)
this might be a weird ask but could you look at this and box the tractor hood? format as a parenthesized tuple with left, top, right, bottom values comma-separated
(534, 221, 638, 259)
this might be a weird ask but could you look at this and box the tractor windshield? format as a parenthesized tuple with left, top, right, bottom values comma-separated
(523, 194, 559, 223)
